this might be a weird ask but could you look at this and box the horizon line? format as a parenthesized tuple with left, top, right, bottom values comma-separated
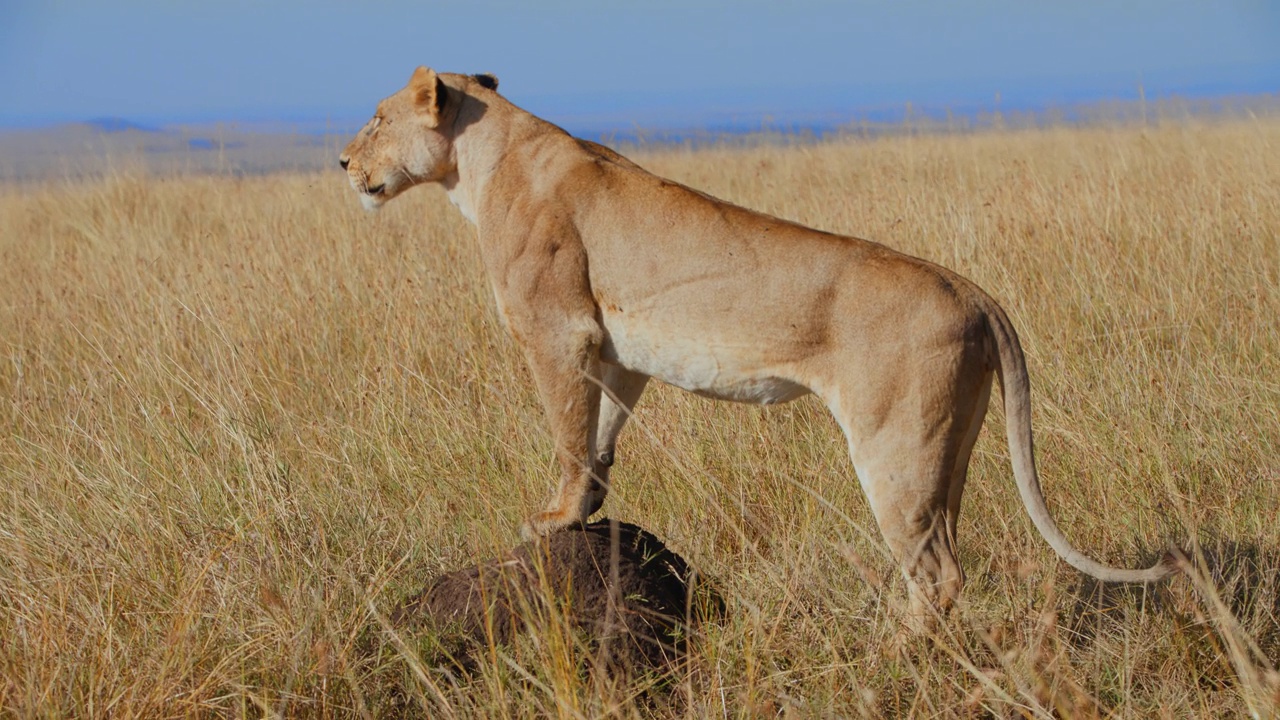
(3, 81, 1278, 137)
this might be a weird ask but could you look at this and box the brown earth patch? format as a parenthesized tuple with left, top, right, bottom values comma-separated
(393, 519, 721, 675)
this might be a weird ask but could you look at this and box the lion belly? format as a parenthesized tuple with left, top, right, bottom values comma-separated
(599, 315, 811, 405)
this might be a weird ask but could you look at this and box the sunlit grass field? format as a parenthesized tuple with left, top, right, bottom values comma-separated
(2, 117, 1278, 717)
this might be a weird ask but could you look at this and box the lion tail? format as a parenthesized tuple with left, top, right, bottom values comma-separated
(985, 301, 1177, 584)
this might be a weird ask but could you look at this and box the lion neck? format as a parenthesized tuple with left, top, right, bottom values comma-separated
(441, 86, 565, 229)
(441, 87, 519, 226)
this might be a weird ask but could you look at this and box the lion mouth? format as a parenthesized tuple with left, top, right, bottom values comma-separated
(365, 183, 386, 195)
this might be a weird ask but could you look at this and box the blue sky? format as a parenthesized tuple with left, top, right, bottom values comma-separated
(1, 1, 1277, 132)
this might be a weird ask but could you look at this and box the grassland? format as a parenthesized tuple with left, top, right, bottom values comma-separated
(1, 116, 1278, 717)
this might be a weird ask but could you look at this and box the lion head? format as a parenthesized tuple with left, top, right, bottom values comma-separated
(339, 67, 497, 211)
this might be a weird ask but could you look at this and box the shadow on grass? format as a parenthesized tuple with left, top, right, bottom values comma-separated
(1065, 536, 1280, 668)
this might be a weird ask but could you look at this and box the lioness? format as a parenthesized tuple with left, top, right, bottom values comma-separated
(340, 67, 1174, 616)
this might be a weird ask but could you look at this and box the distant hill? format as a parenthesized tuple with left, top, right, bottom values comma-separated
(2, 90, 1278, 183)
(82, 117, 161, 134)
(0, 119, 342, 182)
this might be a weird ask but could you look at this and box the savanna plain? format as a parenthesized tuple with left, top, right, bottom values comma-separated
(2, 115, 1279, 718)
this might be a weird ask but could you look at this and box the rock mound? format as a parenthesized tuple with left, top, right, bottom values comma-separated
(394, 519, 718, 674)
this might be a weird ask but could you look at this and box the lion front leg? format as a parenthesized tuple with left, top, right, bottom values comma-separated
(517, 317, 607, 539)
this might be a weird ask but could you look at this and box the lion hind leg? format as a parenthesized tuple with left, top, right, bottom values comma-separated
(830, 377, 986, 628)
(946, 372, 994, 541)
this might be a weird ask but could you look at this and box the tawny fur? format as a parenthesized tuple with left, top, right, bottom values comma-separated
(340, 67, 1173, 620)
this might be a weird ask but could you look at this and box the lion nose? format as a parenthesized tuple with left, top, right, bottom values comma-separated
(339, 156, 350, 170)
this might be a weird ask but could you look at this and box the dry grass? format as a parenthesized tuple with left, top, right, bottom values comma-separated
(2, 117, 1279, 717)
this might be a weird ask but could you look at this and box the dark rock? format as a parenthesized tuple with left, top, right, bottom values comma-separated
(393, 519, 720, 675)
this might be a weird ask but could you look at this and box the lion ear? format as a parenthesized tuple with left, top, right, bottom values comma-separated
(408, 66, 446, 126)
(473, 73, 499, 91)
